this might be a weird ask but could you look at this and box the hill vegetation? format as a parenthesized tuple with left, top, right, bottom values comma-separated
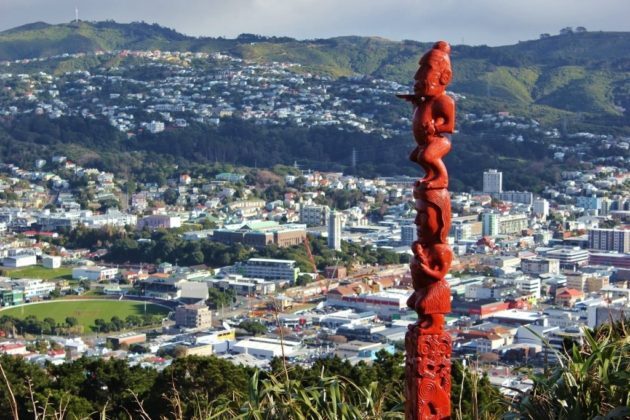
(0, 114, 560, 192)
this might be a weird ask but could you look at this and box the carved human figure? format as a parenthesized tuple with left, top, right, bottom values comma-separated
(408, 241, 452, 332)
(413, 190, 451, 244)
(401, 41, 455, 420)
(398, 41, 455, 190)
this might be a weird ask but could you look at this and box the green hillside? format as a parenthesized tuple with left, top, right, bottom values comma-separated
(0, 21, 628, 129)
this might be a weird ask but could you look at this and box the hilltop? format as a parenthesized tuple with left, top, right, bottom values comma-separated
(0, 21, 629, 129)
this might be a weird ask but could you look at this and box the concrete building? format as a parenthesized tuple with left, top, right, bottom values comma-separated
(515, 277, 541, 298)
(174, 304, 213, 330)
(107, 332, 146, 349)
(482, 213, 499, 237)
(483, 169, 503, 193)
(42, 255, 61, 269)
(589, 252, 630, 269)
(0, 288, 24, 306)
(326, 288, 412, 317)
(80, 210, 137, 229)
(72, 266, 119, 281)
(3, 254, 36, 268)
(232, 337, 301, 359)
(239, 258, 299, 283)
(147, 120, 165, 133)
(213, 222, 306, 249)
(324, 265, 347, 279)
(566, 272, 587, 292)
(521, 258, 560, 275)
(208, 274, 276, 295)
(299, 204, 330, 226)
(137, 215, 182, 230)
(577, 195, 602, 212)
(588, 228, 630, 253)
(533, 199, 549, 219)
(450, 222, 472, 241)
(498, 191, 533, 205)
(11, 279, 55, 300)
(543, 247, 589, 270)
(498, 214, 529, 235)
(401, 224, 418, 246)
(328, 211, 342, 251)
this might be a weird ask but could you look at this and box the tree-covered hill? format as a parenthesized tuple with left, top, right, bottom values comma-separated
(0, 115, 560, 192)
(0, 21, 628, 129)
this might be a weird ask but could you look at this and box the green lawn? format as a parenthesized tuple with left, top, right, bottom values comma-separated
(0, 300, 170, 331)
(6, 266, 73, 280)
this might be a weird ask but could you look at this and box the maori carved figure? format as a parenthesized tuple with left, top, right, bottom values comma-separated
(398, 41, 454, 420)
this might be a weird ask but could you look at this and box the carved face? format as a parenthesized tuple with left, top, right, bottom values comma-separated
(415, 199, 442, 243)
(414, 53, 451, 98)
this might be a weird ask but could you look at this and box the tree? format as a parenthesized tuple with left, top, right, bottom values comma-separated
(206, 288, 234, 309)
(295, 274, 313, 286)
(162, 188, 179, 205)
(238, 320, 267, 336)
(65, 317, 78, 327)
(125, 314, 142, 327)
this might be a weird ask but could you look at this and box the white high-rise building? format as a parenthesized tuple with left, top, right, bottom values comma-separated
(533, 199, 549, 219)
(482, 213, 499, 237)
(328, 211, 342, 251)
(483, 169, 503, 193)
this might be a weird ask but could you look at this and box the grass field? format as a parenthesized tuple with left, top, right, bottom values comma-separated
(0, 300, 170, 330)
(6, 266, 73, 280)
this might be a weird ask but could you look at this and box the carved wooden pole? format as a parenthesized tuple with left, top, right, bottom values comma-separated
(397, 41, 454, 420)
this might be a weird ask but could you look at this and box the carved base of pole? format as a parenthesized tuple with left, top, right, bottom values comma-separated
(405, 324, 452, 420)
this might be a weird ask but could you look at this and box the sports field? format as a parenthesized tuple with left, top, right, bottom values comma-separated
(7, 266, 73, 280)
(0, 300, 170, 330)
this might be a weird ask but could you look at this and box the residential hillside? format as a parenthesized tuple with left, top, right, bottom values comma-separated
(1, 21, 629, 129)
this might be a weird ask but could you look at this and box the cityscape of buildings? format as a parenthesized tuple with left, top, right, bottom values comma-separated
(0, 46, 628, 400)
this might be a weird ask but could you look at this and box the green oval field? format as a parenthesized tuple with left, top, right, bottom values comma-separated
(0, 300, 170, 330)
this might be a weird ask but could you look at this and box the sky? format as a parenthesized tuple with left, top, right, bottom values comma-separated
(0, 0, 628, 46)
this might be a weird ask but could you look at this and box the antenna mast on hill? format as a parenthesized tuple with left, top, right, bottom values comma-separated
(75, 7, 79, 23)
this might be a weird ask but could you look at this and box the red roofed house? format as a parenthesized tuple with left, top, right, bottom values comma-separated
(0, 343, 28, 355)
(555, 288, 584, 307)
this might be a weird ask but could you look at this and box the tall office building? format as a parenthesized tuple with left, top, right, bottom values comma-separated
(328, 211, 342, 251)
(483, 169, 503, 193)
(600, 198, 612, 216)
(401, 224, 418, 246)
(588, 228, 630, 253)
(482, 213, 499, 237)
(533, 199, 549, 219)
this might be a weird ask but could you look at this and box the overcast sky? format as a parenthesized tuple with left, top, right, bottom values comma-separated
(0, 0, 628, 46)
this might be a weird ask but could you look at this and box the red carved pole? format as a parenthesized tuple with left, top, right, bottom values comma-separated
(398, 41, 454, 420)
